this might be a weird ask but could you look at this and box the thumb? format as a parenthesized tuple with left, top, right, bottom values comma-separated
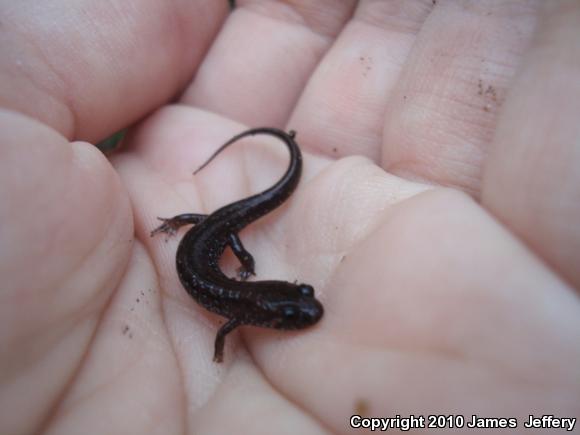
(0, 110, 132, 434)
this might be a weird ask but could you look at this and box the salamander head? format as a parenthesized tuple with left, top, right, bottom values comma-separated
(259, 283, 323, 330)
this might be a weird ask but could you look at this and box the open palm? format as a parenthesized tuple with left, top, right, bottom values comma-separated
(1, 2, 579, 434)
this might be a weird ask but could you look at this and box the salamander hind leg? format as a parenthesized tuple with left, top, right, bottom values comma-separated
(213, 318, 241, 363)
(227, 233, 256, 281)
(150, 213, 207, 237)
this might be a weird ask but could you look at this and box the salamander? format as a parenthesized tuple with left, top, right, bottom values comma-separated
(151, 127, 323, 362)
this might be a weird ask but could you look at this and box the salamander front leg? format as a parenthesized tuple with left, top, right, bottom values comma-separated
(227, 233, 256, 281)
(214, 318, 241, 363)
(150, 213, 207, 237)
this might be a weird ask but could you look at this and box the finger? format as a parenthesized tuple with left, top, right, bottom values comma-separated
(482, 1, 580, 290)
(190, 358, 326, 434)
(289, 0, 434, 160)
(45, 245, 182, 435)
(0, 0, 227, 141)
(260, 189, 580, 429)
(381, 0, 539, 196)
(0, 111, 132, 434)
(182, 0, 355, 127)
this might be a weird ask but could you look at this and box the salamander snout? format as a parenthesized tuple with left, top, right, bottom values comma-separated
(300, 298, 324, 324)
(276, 291, 323, 329)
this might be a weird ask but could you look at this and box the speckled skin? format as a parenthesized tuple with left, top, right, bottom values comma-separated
(152, 128, 323, 362)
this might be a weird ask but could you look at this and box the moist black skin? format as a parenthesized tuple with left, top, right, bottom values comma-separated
(151, 127, 324, 362)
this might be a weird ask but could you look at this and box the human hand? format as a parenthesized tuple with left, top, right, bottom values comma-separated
(1, 1, 579, 434)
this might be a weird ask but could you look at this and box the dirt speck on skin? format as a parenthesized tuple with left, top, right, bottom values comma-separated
(354, 398, 370, 416)
(122, 324, 134, 339)
(123, 323, 133, 339)
(478, 80, 497, 100)
(478, 79, 501, 113)
(359, 55, 373, 77)
(485, 85, 497, 101)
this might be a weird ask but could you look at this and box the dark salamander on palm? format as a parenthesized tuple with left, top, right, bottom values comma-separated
(151, 127, 324, 362)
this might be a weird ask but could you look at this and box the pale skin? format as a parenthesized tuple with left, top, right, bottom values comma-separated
(1, 1, 579, 434)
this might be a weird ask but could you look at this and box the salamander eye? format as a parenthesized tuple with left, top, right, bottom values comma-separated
(298, 284, 314, 297)
(282, 305, 298, 320)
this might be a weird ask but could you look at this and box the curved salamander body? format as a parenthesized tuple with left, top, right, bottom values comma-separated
(151, 127, 323, 362)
